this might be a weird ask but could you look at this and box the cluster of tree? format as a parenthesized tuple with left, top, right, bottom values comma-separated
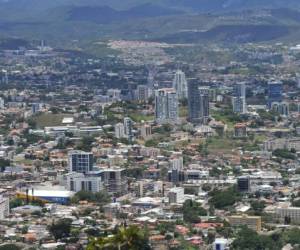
(48, 218, 72, 240)
(152, 124, 172, 135)
(209, 186, 241, 209)
(76, 136, 95, 151)
(197, 143, 209, 156)
(0, 158, 10, 172)
(9, 197, 44, 209)
(182, 200, 207, 223)
(292, 199, 300, 207)
(124, 167, 144, 179)
(71, 190, 111, 204)
(156, 222, 176, 235)
(250, 200, 266, 216)
(258, 109, 281, 122)
(273, 149, 296, 160)
(213, 106, 245, 124)
(144, 139, 159, 147)
(231, 226, 300, 250)
(87, 225, 151, 250)
(0, 244, 22, 250)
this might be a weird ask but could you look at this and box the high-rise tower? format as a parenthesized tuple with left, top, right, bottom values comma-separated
(173, 70, 188, 99)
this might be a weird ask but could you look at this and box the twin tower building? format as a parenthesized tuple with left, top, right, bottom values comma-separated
(155, 70, 210, 125)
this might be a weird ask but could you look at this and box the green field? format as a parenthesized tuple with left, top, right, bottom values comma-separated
(33, 113, 72, 128)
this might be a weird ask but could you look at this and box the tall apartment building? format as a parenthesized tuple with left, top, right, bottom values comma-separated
(234, 82, 246, 98)
(0, 190, 9, 220)
(188, 81, 210, 124)
(232, 82, 247, 114)
(173, 70, 188, 99)
(155, 88, 178, 124)
(268, 81, 283, 108)
(124, 117, 133, 141)
(0, 97, 5, 109)
(136, 85, 150, 102)
(140, 124, 152, 139)
(168, 187, 185, 204)
(232, 97, 247, 114)
(115, 123, 126, 139)
(68, 151, 93, 174)
(101, 168, 127, 195)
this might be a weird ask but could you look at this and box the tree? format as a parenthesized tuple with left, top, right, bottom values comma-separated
(273, 149, 296, 160)
(0, 244, 22, 250)
(71, 190, 111, 204)
(197, 143, 208, 156)
(209, 186, 241, 209)
(231, 227, 281, 250)
(0, 158, 10, 172)
(156, 222, 175, 235)
(250, 200, 266, 215)
(144, 139, 159, 147)
(182, 200, 207, 223)
(48, 218, 72, 240)
(87, 225, 151, 250)
(9, 198, 23, 209)
(202, 184, 212, 192)
(282, 228, 300, 245)
(292, 199, 300, 207)
(76, 136, 95, 151)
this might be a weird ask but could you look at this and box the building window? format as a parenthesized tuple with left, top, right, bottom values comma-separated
(109, 172, 116, 180)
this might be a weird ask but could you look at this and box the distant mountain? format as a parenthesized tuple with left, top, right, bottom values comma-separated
(166, 0, 300, 12)
(68, 4, 183, 24)
(158, 24, 291, 43)
(2, 0, 300, 16)
(1, 0, 300, 45)
(0, 38, 31, 49)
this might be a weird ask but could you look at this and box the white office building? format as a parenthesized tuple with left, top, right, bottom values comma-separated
(115, 123, 126, 139)
(66, 172, 103, 193)
(275, 207, 300, 223)
(171, 157, 183, 170)
(168, 187, 185, 204)
(0, 97, 5, 109)
(0, 191, 9, 220)
(155, 88, 178, 124)
(173, 70, 188, 99)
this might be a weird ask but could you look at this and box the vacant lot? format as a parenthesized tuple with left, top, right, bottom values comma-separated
(34, 113, 72, 128)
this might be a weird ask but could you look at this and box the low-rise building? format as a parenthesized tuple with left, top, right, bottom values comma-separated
(275, 207, 300, 223)
(228, 214, 262, 232)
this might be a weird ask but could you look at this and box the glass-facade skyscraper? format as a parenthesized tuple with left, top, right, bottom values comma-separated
(69, 151, 93, 174)
(188, 81, 210, 124)
(268, 81, 283, 108)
